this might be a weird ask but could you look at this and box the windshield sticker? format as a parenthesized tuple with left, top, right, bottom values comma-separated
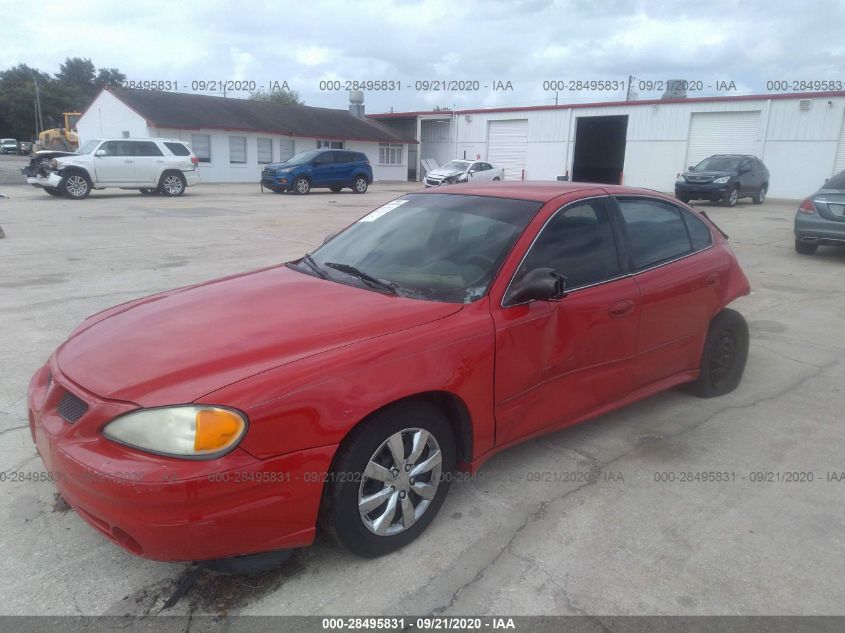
(359, 199, 409, 222)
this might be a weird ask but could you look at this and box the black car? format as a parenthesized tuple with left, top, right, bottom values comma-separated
(675, 155, 769, 207)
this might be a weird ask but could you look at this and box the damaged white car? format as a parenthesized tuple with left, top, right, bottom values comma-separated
(423, 160, 504, 187)
(22, 138, 200, 199)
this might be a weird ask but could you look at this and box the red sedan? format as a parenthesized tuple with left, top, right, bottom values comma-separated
(28, 182, 750, 564)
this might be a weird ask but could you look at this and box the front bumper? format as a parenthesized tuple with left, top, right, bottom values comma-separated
(27, 361, 334, 562)
(794, 211, 845, 245)
(25, 172, 62, 189)
(675, 181, 732, 199)
(260, 171, 294, 191)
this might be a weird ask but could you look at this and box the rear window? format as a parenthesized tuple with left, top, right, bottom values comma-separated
(682, 209, 713, 251)
(164, 142, 191, 156)
(133, 141, 164, 157)
(824, 171, 845, 190)
(617, 197, 693, 269)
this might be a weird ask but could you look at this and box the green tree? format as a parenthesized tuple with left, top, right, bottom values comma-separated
(249, 88, 303, 105)
(0, 64, 54, 141)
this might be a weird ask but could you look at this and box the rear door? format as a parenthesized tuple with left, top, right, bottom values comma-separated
(491, 194, 641, 445)
(131, 141, 165, 185)
(333, 151, 354, 184)
(612, 196, 726, 387)
(93, 140, 136, 183)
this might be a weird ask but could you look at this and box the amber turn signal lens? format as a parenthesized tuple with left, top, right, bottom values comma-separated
(194, 409, 245, 452)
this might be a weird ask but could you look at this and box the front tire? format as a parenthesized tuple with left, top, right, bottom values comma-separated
(352, 176, 368, 194)
(139, 188, 158, 196)
(293, 177, 311, 195)
(44, 187, 63, 197)
(492, 177, 501, 181)
(60, 172, 91, 199)
(677, 195, 690, 203)
(795, 239, 818, 255)
(753, 184, 767, 204)
(684, 308, 749, 398)
(158, 171, 186, 197)
(722, 186, 739, 207)
(324, 401, 455, 558)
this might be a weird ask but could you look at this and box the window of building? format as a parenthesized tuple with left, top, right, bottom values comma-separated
(317, 140, 344, 149)
(379, 143, 403, 165)
(229, 136, 247, 163)
(257, 137, 273, 164)
(191, 134, 211, 162)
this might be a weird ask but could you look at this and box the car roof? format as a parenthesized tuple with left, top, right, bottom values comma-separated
(94, 138, 188, 143)
(414, 180, 675, 203)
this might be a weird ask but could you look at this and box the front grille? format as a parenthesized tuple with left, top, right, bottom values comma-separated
(425, 177, 442, 186)
(686, 175, 714, 184)
(57, 390, 88, 423)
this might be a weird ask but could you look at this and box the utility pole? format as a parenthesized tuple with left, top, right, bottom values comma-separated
(626, 75, 635, 102)
(33, 77, 44, 136)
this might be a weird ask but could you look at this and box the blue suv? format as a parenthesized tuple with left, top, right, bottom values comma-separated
(260, 149, 373, 195)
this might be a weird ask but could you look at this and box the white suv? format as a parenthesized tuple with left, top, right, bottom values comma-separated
(23, 138, 201, 199)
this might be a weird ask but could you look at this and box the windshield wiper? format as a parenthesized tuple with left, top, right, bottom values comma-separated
(324, 262, 401, 296)
(298, 253, 328, 279)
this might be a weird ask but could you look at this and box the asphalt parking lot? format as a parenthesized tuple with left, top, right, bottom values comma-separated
(1, 177, 844, 617)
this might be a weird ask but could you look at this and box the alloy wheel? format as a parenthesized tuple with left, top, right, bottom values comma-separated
(163, 175, 183, 195)
(358, 428, 442, 536)
(66, 175, 88, 197)
(355, 178, 367, 193)
(729, 188, 738, 206)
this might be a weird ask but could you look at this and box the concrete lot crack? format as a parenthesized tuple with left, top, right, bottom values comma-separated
(0, 423, 28, 436)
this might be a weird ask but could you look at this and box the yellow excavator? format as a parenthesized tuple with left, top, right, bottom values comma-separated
(33, 112, 81, 153)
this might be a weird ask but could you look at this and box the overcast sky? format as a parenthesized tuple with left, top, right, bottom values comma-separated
(3, 0, 843, 113)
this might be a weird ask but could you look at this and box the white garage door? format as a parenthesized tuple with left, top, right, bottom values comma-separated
(279, 137, 295, 162)
(833, 113, 845, 176)
(685, 111, 761, 168)
(487, 119, 528, 180)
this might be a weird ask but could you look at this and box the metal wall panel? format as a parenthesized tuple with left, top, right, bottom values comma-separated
(834, 111, 845, 175)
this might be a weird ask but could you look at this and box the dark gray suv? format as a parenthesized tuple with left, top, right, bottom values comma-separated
(676, 155, 770, 207)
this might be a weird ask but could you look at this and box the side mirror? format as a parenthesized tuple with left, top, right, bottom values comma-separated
(95, 149, 106, 157)
(739, 166, 750, 174)
(323, 231, 336, 244)
(688, 166, 694, 171)
(505, 268, 567, 306)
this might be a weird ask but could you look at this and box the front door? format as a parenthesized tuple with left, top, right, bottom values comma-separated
(93, 140, 137, 183)
(310, 152, 337, 186)
(492, 196, 641, 446)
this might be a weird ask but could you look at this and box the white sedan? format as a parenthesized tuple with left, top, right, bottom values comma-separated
(423, 160, 504, 187)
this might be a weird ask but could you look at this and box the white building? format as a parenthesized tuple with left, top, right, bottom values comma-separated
(77, 89, 410, 183)
(371, 91, 845, 199)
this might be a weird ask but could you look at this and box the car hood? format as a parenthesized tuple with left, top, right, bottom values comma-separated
(266, 161, 297, 170)
(427, 167, 465, 178)
(56, 265, 462, 407)
(683, 170, 736, 178)
(32, 150, 76, 160)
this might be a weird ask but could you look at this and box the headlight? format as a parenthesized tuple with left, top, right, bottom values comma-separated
(49, 159, 58, 169)
(278, 167, 293, 173)
(457, 173, 468, 182)
(714, 176, 731, 184)
(103, 405, 247, 459)
(676, 174, 686, 183)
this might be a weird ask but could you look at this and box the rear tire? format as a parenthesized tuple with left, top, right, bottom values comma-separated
(492, 177, 501, 181)
(352, 176, 368, 194)
(323, 401, 455, 558)
(60, 171, 91, 199)
(795, 239, 818, 255)
(753, 184, 767, 204)
(158, 171, 186, 197)
(683, 308, 749, 398)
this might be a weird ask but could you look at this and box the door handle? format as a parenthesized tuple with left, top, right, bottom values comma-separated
(608, 299, 636, 318)
(124, 160, 133, 164)
(705, 272, 720, 286)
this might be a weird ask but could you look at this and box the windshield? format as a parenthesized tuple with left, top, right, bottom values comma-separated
(292, 193, 541, 303)
(441, 160, 470, 171)
(694, 156, 741, 171)
(284, 150, 322, 164)
(76, 140, 101, 154)
(823, 171, 845, 190)
(1, 139, 16, 145)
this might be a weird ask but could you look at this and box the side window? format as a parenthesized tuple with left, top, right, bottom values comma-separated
(314, 152, 334, 165)
(682, 209, 713, 251)
(164, 142, 190, 156)
(98, 141, 118, 156)
(99, 141, 133, 156)
(616, 198, 693, 269)
(518, 199, 620, 290)
(483, 163, 493, 171)
(469, 162, 482, 172)
(740, 159, 751, 172)
(133, 141, 163, 157)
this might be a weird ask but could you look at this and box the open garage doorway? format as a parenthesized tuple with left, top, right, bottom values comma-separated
(571, 115, 628, 184)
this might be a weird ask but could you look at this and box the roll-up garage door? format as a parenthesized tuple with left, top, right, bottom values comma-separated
(685, 111, 761, 167)
(833, 113, 845, 175)
(279, 137, 295, 162)
(487, 119, 528, 180)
